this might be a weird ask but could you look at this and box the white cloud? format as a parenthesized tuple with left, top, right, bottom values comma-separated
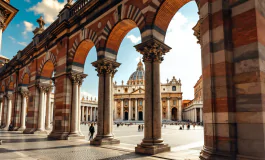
(28, 0, 66, 24)
(80, 90, 97, 100)
(8, 36, 28, 47)
(22, 21, 34, 38)
(8, 36, 16, 43)
(127, 34, 141, 44)
(17, 42, 28, 46)
(24, 0, 30, 3)
(161, 12, 201, 100)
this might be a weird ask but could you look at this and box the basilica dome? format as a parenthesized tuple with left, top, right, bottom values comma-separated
(127, 60, 145, 85)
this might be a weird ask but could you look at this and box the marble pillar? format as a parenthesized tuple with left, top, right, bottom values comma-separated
(90, 107, 92, 121)
(135, 99, 138, 121)
(90, 59, 120, 145)
(68, 73, 86, 139)
(135, 38, 171, 154)
(81, 106, 84, 121)
(128, 99, 131, 120)
(167, 98, 170, 120)
(18, 91, 29, 131)
(120, 100, 123, 120)
(93, 107, 96, 121)
(178, 99, 182, 121)
(86, 107, 89, 121)
(200, 108, 202, 123)
(114, 100, 117, 120)
(194, 108, 197, 122)
(45, 88, 52, 130)
(4, 94, 12, 131)
(36, 86, 45, 132)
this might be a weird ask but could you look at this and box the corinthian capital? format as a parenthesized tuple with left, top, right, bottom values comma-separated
(134, 38, 171, 63)
(69, 72, 87, 85)
(37, 83, 53, 92)
(92, 59, 121, 76)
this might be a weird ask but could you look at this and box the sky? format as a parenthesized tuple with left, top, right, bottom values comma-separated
(2, 0, 201, 100)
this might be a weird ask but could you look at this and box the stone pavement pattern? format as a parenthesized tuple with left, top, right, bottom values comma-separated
(0, 125, 203, 160)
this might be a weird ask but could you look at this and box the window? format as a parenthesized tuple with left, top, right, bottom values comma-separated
(133, 88, 135, 91)
(139, 100, 142, 105)
(163, 88, 165, 91)
(125, 101, 128, 106)
(173, 100, 176, 105)
(118, 90, 120, 92)
(172, 86, 176, 91)
(125, 88, 128, 93)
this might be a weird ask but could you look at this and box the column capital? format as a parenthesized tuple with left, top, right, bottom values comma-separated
(92, 59, 121, 76)
(37, 83, 53, 92)
(19, 88, 30, 98)
(68, 72, 87, 85)
(134, 38, 171, 63)
(0, 9, 7, 29)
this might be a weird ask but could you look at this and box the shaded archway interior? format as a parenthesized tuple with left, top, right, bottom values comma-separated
(73, 39, 95, 65)
(154, 0, 192, 34)
(106, 19, 138, 53)
(41, 61, 55, 78)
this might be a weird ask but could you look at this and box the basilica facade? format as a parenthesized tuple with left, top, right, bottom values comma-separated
(113, 60, 182, 121)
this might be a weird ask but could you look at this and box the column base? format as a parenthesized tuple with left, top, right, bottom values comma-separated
(18, 127, 26, 131)
(48, 131, 70, 140)
(200, 146, 236, 160)
(34, 130, 48, 135)
(66, 132, 85, 140)
(90, 136, 120, 145)
(135, 143, 170, 155)
(23, 128, 36, 134)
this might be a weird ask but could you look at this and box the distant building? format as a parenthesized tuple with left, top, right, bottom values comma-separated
(182, 76, 203, 122)
(113, 60, 183, 121)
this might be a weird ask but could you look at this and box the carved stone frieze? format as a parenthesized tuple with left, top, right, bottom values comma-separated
(134, 38, 171, 63)
(92, 59, 121, 76)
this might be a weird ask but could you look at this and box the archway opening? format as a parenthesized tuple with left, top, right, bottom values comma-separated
(171, 107, 178, 121)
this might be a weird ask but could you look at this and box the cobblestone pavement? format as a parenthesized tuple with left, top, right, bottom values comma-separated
(0, 125, 203, 160)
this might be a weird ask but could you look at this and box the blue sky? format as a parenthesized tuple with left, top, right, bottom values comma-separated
(2, 0, 200, 100)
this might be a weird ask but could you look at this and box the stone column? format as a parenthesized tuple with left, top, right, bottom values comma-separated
(45, 87, 52, 130)
(50, 102, 54, 124)
(68, 72, 86, 139)
(143, 99, 145, 121)
(18, 91, 29, 131)
(167, 98, 170, 120)
(194, 108, 197, 122)
(200, 108, 202, 123)
(90, 59, 120, 145)
(86, 107, 89, 121)
(4, 94, 12, 131)
(135, 99, 138, 121)
(120, 99, 123, 120)
(93, 107, 96, 121)
(128, 99, 131, 120)
(36, 85, 46, 133)
(114, 100, 117, 120)
(81, 106, 84, 121)
(90, 107, 93, 121)
(178, 99, 182, 121)
(135, 38, 171, 154)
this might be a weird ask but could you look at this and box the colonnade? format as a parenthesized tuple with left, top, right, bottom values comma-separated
(81, 106, 97, 122)
(183, 107, 202, 123)
(114, 98, 145, 121)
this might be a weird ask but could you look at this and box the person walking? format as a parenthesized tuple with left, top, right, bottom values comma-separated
(141, 124, 144, 131)
(89, 123, 95, 140)
(138, 125, 141, 132)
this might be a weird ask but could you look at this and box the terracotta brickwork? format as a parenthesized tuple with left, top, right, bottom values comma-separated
(0, 0, 264, 159)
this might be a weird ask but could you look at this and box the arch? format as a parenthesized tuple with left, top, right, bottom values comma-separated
(102, 5, 145, 58)
(153, 0, 197, 41)
(40, 60, 55, 78)
(72, 39, 95, 66)
(69, 28, 99, 63)
(171, 107, 178, 121)
(38, 52, 57, 76)
(20, 66, 30, 84)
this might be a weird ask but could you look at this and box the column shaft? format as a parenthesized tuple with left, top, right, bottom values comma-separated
(70, 82, 79, 134)
(128, 99, 131, 120)
(45, 91, 51, 130)
(0, 101, 2, 125)
(135, 99, 138, 121)
(82, 106, 84, 121)
(121, 100, 123, 120)
(167, 98, 170, 120)
(90, 107, 93, 121)
(86, 107, 89, 121)
(37, 90, 45, 131)
(19, 95, 27, 130)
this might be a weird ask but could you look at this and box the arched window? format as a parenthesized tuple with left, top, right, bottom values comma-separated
(125, 88, 128, 93)
(172, 86, 176, 91)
